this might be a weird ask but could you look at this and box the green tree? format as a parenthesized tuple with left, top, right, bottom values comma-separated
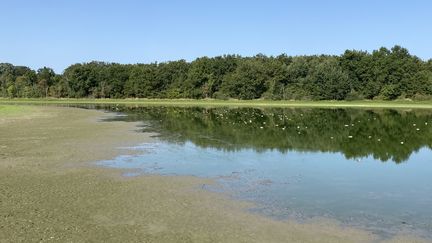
(221, 59, 267, 99)
(37, 67, 56, 97)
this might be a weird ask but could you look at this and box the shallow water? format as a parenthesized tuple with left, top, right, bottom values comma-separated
(98, 106, 432, 239)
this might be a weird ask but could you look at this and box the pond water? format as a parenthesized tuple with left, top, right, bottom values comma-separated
(98, 106, 432, 239)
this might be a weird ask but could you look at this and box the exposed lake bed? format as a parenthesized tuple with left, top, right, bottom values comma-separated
(1, 104, 431, 242)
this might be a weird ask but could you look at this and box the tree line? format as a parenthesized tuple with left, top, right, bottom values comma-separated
(1, 45, 432, 100)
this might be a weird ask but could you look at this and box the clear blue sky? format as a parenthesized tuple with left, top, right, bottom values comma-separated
(1, 0, 431, 73)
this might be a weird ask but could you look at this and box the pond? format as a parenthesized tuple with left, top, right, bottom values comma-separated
(97, 106, 432, 239)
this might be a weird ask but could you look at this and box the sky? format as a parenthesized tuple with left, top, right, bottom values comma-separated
(1, 0, 431, 73)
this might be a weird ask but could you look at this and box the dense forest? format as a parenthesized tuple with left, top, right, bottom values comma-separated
(1, 45, 432, 100)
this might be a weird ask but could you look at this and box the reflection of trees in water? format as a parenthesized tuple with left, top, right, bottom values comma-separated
(109, 106, 432, 163)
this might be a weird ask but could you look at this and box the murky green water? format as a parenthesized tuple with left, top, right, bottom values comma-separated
(99, 106, 432, 239)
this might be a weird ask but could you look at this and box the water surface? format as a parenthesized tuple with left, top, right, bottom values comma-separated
(99, 106, 432, 239)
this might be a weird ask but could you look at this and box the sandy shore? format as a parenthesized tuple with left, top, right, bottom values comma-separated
(0, 106, 427, 242)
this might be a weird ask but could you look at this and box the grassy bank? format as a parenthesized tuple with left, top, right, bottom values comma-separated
(1, 98, 432, 109)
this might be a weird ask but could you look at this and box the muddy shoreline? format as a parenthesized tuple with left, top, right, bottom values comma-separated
(0, 106, 427, 242)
